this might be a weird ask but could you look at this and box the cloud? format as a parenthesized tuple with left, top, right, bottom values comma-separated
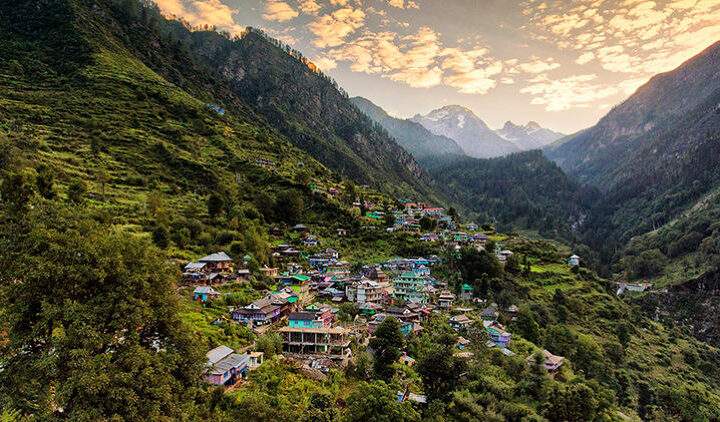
(155, 0, 243, 34)
(299, 0, 322, 14)
(576, 51, 595, 65)
(510, 57, 561, 74)
(524, 0, 720, 77)
(309, 7, 366, 47)
(387, 0, 420, 8)
(312, 55, 338, 71)
(329, 26, 505, 93)
(520, 73, 619, 111)
(263, 1, 299, 22)
(441, 48, 502, 94)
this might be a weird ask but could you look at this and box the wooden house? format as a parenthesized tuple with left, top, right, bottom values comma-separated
(204, 346, 249, 386)
(193, 286, 220, 303)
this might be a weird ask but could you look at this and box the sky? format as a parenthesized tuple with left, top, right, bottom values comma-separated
(155, 0, 720, 133)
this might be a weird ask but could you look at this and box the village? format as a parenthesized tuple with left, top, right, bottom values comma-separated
(180, 201, 574, 401)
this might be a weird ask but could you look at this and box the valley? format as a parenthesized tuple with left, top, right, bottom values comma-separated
(1, 0, 720, 421)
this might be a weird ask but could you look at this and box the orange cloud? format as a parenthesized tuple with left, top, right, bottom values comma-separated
(263, 1, 299, 22)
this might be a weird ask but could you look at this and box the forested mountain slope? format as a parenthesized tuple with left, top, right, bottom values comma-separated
(0, 0, 367, 252)
(350, 96, 465, 161)
(424, 151, 599, 241)
(545, 41, 720, 264)
(157, 25, 439, 201)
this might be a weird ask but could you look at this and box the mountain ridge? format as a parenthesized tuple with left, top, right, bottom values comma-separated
(350, 96, 465, 161)
(497, 120, 565, 150)
(410, 105, 520, 158)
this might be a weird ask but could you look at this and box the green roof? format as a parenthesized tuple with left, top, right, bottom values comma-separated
(462, 284, 473, 291)
(292, 274, 311, 282)
(399, 271, 421, 279)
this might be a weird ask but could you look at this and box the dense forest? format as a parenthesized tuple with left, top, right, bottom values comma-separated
(425, 151, 599, 242)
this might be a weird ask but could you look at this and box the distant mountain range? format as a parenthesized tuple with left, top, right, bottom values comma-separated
(496, 120, 565, 150)
(350, 97, 464, 161)
(410, 105, 519, 158)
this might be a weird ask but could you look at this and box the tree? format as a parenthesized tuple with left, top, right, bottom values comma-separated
(338, 302, 358, 323)
(96, 168, 111, 200)
(419, 216, 437, 231)
(417, 340, 466, 401)
(255, 333, 283, 358)
(542, 383, 599, 421)
(505, 253, 521, 274)
(368, 317, 404, 380)
(344, 381, 420, 422)
(1, 170, 34, 213)
(383, 207, 396, 227)
(616, 322, 631, 348)
(207, 193, 225, 218)
(67, 179, 87, 204)
(544, 325, 577, 358)
(276, 190, 304, 224)
(513, 306, 541, 344)
(152, 224, 170, 248)
(448, 206, 458, 222)
(35, 164, 55, 199)
(0, 206, 203, 419)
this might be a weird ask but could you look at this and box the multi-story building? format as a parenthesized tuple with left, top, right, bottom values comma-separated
(393, 271, 429, 304)
(278, 325, 351, 359)
(346, 278, 387, 304)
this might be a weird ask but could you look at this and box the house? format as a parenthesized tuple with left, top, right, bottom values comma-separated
(386, 306, 420, 322)
(617, 282, 653, 295)
(359, 302, 383, 316)
(506, 305, 519, 319)
(496, 250, 514, 263)
(232, 297, 282, 326)
(346, 279, 387, 305)
(198, 252, 234, 273)
(449, 314, 473, 331)
(528, 350, 565, 373)
(237, 269, 251, 281)
(204, 345, 249, 386)
(278, 325, 351, 359)
(193, 286, 220, 303)
(336, 228, 348, 236)
(485, 322, 511, 348)
(393, 272, 429, 304)
(292, 224, 309, 233)
(302, 236, 319, 247)
(568, 254, 580, 267)
(398, 353, 416, 367)
(206, 103, 226, 116)
(248, 352, 264, 370)
(260, 266, 279, 278)
(437, 290, 455, 309)
(482, 306, 499, 321)
(276, 273, 311, 286)
(369, 314, 414, 336)
(460, 284, 474, 301)
(396, 390, 427, 404)
(456, 336, 470, 350)
(367, 267, 389, 284)
(288, 312, 324, 329)
(184, 261, 207, 274)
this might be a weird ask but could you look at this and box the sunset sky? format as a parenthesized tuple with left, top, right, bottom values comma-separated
(155, 0, 720, 133)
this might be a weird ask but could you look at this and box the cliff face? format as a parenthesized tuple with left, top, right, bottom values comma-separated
(639, 270, 720, 347)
